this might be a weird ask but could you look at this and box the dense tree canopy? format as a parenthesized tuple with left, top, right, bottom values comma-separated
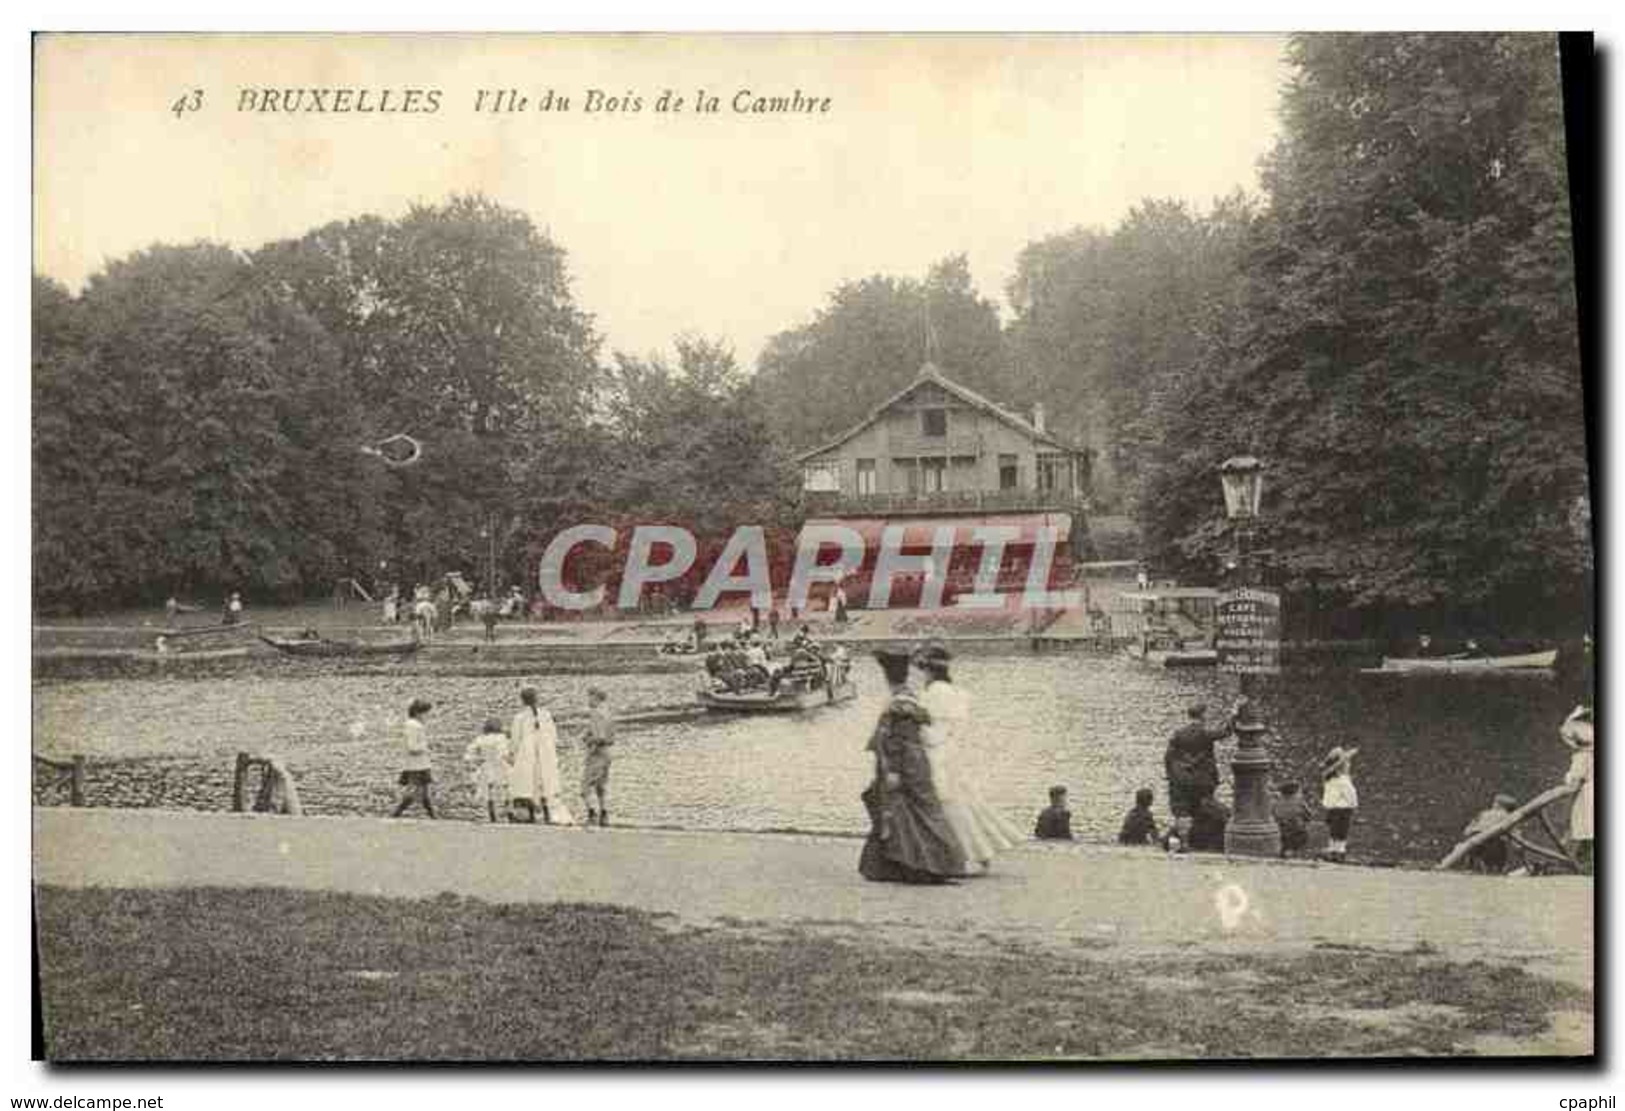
(1138, 33, 1589, 629)
(754, 255, 1005, 451)
(33, 35, 1590, 633)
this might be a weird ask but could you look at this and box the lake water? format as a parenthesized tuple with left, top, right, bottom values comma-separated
(32, 653, 1582, 863)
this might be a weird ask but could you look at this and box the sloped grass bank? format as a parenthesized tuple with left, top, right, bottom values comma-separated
(36, 887, 1589, 1061)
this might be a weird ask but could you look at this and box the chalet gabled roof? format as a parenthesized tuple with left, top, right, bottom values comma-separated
(794, 362, 1081, 462)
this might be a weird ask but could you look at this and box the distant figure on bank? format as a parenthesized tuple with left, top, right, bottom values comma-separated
(463, 717, 511, 823)
(383, 586, 399, 625)
(692, 615, 708, 649)
(223, 591, 244, 626)
(1117, 787, 1159, 846)
(509, 686, 564, 824)
(1560, 704, 1594, 874)
(858, 647, 967, 884)
(1164, 701, 1237, 845)
(165, 596, 180, 625)
(1136, 565, 1150, 592)
(834, 584, 850, 625)
(477, 598, 499, 642)
(412, 598, 437, 642)
(391, 699, 436, 819)
(1461, 793, 1520, 874)
(1034, 785, 1074, 841)
(580, 687, 615, 827)
(768, 605, 780, 640)
(1462, 638, 1485, 659)
(1319, 746, 1360, 862)
(1415, 632, 1436, 658)
(1272, 781, 1313, 858)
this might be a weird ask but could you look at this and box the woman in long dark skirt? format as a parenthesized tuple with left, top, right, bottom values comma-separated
(859, 647, 967, 883)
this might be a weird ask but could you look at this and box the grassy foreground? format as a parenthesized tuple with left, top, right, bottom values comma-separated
(35, 886, 1590, 1061)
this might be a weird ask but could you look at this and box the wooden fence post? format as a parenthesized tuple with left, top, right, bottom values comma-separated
(232, 752, 251, 812)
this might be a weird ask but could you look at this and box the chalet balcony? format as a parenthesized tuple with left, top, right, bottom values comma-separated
(802, 487, 1089, 517)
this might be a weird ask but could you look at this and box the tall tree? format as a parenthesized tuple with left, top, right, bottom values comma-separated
(253, 195, 605, 587)
(33, 245, 380, 608)
(1004, 195, 1253, 510)
(1140, 33, 1588, 628)
(754, 255, 1006, 451)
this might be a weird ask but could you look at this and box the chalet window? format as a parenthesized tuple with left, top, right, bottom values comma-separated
(893, 458, 920, 493)
(855, 458, 877, 495)
(1037, 453, 1072, 493)
(921, 408, 947, 438)
(999, 454, 1019, 490)
(949, 456, 976, 491)
(801, 461, 841, 493)
(921, 458, 947, 493)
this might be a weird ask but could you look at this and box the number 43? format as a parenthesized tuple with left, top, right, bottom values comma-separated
(171, 89, 203, 118)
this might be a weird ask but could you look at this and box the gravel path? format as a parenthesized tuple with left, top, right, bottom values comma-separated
(33, 807, 1592, 991)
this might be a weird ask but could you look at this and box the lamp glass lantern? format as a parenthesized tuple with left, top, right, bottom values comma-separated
(1219, 455, 1265, 521)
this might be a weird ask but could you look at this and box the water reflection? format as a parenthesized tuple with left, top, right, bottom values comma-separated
(32, 654, 1578, 863)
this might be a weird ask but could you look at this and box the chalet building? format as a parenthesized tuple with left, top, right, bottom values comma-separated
(795, 363, 1092, 604)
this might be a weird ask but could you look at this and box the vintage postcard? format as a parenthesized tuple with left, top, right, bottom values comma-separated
(29, 32, 1594, 1066)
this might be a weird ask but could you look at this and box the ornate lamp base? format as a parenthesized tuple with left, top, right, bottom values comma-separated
(1226, 733, 1281, 857)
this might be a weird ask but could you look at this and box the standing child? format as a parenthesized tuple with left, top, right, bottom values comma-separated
(463, 717, 511, 823)
(581, 687, 615, 827)
(1319, 746, 1359, 862)
(391, 698, 436, 819)
(1034, 785, 1073, 840)
(1560, 704, 1593, 874)
(1272, 781, 1313, 858)
(1117, 787, 1159, 846)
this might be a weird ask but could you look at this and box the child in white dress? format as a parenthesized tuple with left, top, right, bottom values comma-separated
(463, 717, 510, 823)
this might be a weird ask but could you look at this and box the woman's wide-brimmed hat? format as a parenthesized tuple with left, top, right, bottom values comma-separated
(1320, 745, 1358, 776)
(913, 638, 953, 668)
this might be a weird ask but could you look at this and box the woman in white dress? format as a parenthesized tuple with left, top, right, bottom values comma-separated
(913, 640, 1022, 872)
(508, 686, 566, 824)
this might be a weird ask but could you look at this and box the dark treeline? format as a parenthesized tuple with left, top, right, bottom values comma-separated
(33, 196, 792, 613)
(35, 35, 1590, 634)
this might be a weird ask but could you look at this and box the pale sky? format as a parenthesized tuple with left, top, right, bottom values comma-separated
(34, 33, 1291, 366)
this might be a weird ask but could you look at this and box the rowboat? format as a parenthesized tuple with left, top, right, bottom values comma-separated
(1363, 649, 1557, 674)
(1126, 643, 1219, 668)
(697, 677, 857, 713)
(259, 634, 422, 659)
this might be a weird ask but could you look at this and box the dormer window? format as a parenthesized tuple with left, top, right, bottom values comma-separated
(921, 409, 947, 437)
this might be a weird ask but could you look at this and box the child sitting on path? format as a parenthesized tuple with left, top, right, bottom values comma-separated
(1461, 793, 1519, 874)
(463, 717, 511, 823)
(1319, 746, 1359, 862)
(1117, 787, 1159, 846)
(1272, 781, 1313, 858)
(581, 687, 616, 827)
(1034, 785, 1074, 840)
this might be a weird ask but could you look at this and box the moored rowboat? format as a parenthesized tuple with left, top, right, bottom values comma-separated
(259, 635, 422, 659)
(1364, 649, 1557, 674)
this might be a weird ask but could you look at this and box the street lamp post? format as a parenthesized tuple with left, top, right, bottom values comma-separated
(1218, 456, 1282, 858)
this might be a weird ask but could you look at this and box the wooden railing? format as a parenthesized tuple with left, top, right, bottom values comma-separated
(232, 753, 303, 816)
(33, 754, 85, 806)
(803, 488, 1087, 516)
